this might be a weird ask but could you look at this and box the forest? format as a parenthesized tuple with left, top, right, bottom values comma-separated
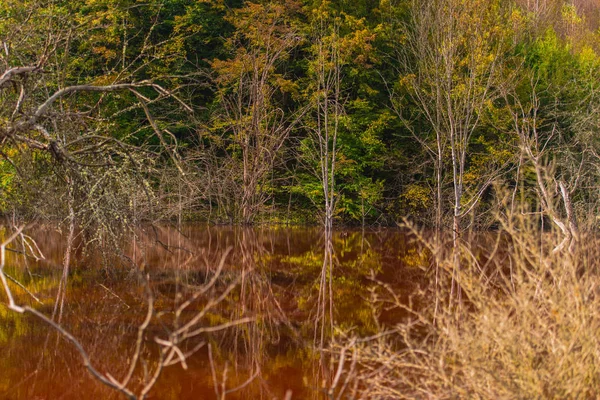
(2, 0, 600, 399)
(2, 0, 599, 231)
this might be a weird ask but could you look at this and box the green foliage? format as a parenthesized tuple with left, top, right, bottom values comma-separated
(4, 0, 600, 227)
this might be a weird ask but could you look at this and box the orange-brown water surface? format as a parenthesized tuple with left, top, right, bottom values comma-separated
(0, 225, 427, 399)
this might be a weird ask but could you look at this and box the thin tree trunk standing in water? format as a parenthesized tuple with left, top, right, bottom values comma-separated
(304, 3, 373, 230)
(312, 16, 341, 231)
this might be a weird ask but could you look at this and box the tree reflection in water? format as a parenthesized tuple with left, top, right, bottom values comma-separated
(0, 225, 423, 399)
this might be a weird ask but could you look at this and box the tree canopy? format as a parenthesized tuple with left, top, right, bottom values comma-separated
(1, 0, 600, 231)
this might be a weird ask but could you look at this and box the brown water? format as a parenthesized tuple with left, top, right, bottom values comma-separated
(0, 225, 427, 400)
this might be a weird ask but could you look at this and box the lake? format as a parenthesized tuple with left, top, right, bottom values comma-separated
(0, 224, 427, 399)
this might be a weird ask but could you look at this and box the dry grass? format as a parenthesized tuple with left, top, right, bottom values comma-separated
(330, 213, 600, 399)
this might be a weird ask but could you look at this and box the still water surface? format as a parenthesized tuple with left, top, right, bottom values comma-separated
(0, 225, 427, 399)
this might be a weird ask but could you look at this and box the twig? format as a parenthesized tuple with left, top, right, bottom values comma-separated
(4, 272, 42, 304)
(98, 283, 130, 309)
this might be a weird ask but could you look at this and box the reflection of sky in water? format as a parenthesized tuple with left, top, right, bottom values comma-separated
(0, 225, 425, 399)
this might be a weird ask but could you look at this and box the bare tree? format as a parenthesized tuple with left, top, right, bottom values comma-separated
(309, 14, 342, 231)
(0, 0, 201, 245)
(505, 79, 580, 253)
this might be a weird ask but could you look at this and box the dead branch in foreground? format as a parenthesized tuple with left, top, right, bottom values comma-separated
(0, 226, 253, 400)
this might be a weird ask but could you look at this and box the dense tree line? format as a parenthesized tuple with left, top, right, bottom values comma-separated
(1, 0, 600, 234)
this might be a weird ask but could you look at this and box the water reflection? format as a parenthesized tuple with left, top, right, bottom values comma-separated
(0, 225, 425, 399)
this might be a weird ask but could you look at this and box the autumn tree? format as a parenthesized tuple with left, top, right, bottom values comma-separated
(207, 0, 303, 224)
(393, 0, 514, 237)
(298, 0, 377, 229)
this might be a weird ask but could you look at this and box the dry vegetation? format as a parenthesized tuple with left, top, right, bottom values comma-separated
(328, 211, 600, 399)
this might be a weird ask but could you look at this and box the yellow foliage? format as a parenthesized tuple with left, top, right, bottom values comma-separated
(561, 4, 583, 26)
(402, 184, 431, 210)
